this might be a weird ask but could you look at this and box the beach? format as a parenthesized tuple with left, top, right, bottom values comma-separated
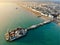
(17, 3, 52, 21)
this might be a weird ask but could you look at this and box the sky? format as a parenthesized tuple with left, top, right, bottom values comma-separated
(20, 0, 60, 2)
(0, 0, 59, 1)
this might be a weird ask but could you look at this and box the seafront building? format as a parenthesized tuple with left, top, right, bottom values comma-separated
(17, 2, 60, 24)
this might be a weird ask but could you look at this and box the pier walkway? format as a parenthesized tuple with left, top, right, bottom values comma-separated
(27, 20, 52, 30)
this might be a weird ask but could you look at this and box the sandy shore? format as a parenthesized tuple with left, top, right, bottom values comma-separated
(17, 4, 52, 21)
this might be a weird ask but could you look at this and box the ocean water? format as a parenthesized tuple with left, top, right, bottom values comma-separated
(0, 2, 60, 45)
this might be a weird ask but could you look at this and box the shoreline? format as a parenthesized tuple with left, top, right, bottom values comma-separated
(17, 3, 53, 21)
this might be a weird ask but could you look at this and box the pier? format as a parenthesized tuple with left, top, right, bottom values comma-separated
(27, 20, 52, 30)
(5, 20, 52, 41)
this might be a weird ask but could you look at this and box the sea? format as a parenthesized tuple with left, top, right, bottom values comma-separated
(0, 2, 60, 45)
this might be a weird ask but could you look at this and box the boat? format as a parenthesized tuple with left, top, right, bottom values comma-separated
(5, 28, 27, 41)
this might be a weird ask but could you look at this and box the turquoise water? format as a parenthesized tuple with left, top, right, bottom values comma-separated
(0, 3, 60, 45)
